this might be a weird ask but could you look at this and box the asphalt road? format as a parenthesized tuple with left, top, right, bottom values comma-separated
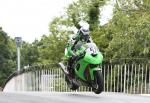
(0, 92, 150, 103)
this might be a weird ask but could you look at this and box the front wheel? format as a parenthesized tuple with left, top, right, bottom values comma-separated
(92, 71, 104, 94)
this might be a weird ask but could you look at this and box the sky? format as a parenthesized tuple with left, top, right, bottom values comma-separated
(100, 0, 115, 25)
(0, 0, 114, 43)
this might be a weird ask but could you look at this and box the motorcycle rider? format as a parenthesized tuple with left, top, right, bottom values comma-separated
(66, 21, 92, 78)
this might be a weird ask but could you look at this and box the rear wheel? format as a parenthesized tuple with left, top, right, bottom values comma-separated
(92, 71, 104, 94)
(65, 76, 79, 90)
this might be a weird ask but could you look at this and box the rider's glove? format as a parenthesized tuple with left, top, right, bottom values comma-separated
(79, 51, 86, 57)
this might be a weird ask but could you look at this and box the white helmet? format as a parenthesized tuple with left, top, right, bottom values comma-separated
(78, 21, 90, 31)
(78, 21, 90, 42)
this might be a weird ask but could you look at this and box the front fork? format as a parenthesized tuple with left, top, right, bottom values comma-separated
(90, 67, 102, 80)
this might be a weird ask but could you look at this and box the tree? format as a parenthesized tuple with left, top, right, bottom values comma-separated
(66, 0, 105, 28)
(0, 27, 16, 86)
(37, 17, 69, 64)
(100, 0, 150, 63)
(21, 41, 39, 66)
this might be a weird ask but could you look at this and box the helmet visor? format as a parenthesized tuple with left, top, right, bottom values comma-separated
(81, 34, 89, 42)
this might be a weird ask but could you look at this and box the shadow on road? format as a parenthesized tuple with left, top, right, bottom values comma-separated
(65, 92, 101, 99)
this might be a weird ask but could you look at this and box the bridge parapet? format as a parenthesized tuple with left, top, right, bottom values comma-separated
(3, 64, 150, 94)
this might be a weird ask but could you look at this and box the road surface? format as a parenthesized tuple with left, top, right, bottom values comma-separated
(0, 92, 150, 103)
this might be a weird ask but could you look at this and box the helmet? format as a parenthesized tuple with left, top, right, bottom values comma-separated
(78, 21, 90, 42)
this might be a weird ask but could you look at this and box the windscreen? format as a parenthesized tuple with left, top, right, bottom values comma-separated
(85, 43, 98, 55)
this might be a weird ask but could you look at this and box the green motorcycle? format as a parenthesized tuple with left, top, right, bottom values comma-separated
(59, 42, 103, 94)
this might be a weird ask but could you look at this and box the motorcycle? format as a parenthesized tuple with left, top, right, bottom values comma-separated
(59, 42, 104, 94)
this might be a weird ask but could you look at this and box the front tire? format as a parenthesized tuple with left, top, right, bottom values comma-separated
(92, 71, 104, 94)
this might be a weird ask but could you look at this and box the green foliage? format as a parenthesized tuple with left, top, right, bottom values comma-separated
(21, 41, 39, 66)
(88, 0, 105, 30)
(66, 0, 105, 28)
(103, 0, 150, 63)
(36, 17, 69, 64)
(0, 28, 16, 86)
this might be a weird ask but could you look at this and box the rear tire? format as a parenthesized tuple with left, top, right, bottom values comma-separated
(92, 71, 104, 94)
(65, 76, 79, 90)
